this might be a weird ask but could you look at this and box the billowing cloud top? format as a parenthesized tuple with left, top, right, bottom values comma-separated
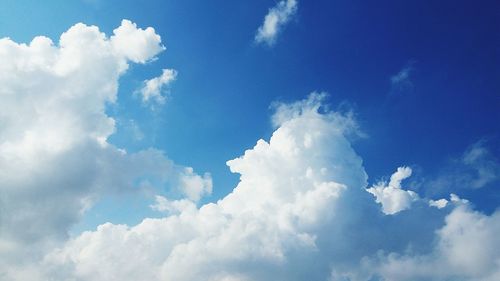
(1, 20, 499, 281)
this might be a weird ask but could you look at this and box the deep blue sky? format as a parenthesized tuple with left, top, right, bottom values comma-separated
(1, 0, 498, 225)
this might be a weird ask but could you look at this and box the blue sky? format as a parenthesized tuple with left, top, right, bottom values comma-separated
(0, 1, 499, 280)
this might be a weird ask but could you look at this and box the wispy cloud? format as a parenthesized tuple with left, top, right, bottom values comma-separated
(255, 0, 298, 46)
(390, 61, 416, 94)
(426, 140, 500, 193)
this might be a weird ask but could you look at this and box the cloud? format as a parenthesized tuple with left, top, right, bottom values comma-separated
(255, 0, 298, 46)
(138, 68, 177, 105)
(367, 167, 419, 214)
(0, 20, 211, 277)
(426, 141, 500, 195)
(1, 20, 498, 281)
(359, 205, 500, 281)
(38, 93, 370, 281)
(111, 19, 165, 64)
(2, 93, 489, 281)
(390, 61, 415, 94)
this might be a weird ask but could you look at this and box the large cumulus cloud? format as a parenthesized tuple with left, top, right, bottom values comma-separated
(12, 93, 493, 281)
(1, 20, 498, 281)
(0, 20, 211, 278)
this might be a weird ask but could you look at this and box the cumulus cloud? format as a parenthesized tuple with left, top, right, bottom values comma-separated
(138, 68, 177, 105)
(0, 20, 211, 277)
(111, 19, 165, 63)
(367, 167, 419, 214)
(2, 93, 488, 281)
(1, 20, 498, 281)
(38, 93, 370, 281)
(255, 0, 298, 46)
(360, 205, 500, 281)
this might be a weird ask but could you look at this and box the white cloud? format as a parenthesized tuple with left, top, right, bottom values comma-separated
(429, 198, 448, 209)
(15, 93, 493, 281)
(367, 167, 419, 214)
(139, 68, 177, 105)
(365, 205, 500, 281)
(178, 167, 213, 202)
(255, 0, 298, 46)
(111, 19, 165, 64)
(38, 93, 369, 281)
(0, 20, 211, 277)
(1, 20, 498, 281)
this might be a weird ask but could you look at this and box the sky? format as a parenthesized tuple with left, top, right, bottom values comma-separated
(0, 1, 499, 280)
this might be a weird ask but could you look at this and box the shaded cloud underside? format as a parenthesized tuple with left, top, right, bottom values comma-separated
(0, 21, 498, 281)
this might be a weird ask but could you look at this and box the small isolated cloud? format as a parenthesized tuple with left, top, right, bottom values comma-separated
(138, 68, 177, 105)
(111, 19, 165, 64)
(390, 61, 415, 94)
(367, 167, 419, 214)
(427, 140, 500, 194)
(255, 0, 298, 46)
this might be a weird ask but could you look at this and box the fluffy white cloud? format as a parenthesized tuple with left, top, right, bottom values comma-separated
(14, 93, 492, 281)
(138, 68, 177, 104)
(1, 20, 498, 281)
(362, 205, 500, 281)
(0, 20, 211, 278)
(255, 0, 298, 46)
(367, 167, 419, 214)
(111, 19, 165, 63)
(38, 93, 369, 281)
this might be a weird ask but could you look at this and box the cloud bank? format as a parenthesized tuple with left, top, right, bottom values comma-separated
(0, 19, 211, 278)
(34, 94, 498, 281)
(1, 20, 498, 281)
(255, 0, 298, 46)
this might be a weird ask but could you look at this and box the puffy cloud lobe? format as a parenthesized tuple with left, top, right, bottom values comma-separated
(255, 0, 298, 46)
(178, 167, 213, 202)
(111, 19, 165, 64)
(139, 68, 177, 104)
(0, 20, 210, 276)
(367, 167, 419, 214)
